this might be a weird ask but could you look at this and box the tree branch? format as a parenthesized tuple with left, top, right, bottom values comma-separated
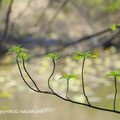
(0, 0, 2, 10)
(16, 56, 120, 114)
(40, 0, 70, 33)
(0, 0, 14, 42)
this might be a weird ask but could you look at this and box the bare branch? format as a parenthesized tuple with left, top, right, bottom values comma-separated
(0, 0, 14, 42)
(23, 59, 41, 92)
(40, 0, 70, 33)
(0, 0, 2, 10)
(16, 57, 39, 92)
(66, 78, 69, 99)
(48, 59, 56, 93)
(113, 77, 117, 111)
(81, 58, 91, 105)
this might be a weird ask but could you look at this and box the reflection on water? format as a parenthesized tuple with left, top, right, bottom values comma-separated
(0, 52, 120, 120)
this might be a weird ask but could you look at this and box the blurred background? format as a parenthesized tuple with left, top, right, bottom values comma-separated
(0, 0, 120, 119)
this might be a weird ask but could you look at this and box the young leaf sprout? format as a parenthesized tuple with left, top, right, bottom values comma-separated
(110, 24, 117, 31)
(75, 51, 96, 105)
(59, 74, 76, 99)
(19, 52, 29, 60)
(46, 53, 59, 60)
(105, 70, 120, 111)
(109, 24, 120, 31)
(7, 45, 27, 55)
(75, 51, 96, 60)
(7, 45, 28, 61)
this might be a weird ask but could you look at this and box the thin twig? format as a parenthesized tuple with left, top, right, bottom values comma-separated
(23, 59, 41, 92)
(48, 0, 70, 24)
(66, 78, 69, 99)
(16, 57, 38, 92)
(48, 59, 56, 93)
(10, 0, 33, 31)
(81, 57, 91, 105)
(39, 0, 70, 34)
(113, 77, 117, 111)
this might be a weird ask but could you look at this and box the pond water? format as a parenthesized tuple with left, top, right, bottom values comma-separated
(0, 51, 120, 120)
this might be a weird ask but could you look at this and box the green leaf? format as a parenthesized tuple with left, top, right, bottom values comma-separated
(76, 52, 83, 55)
(87, 55, 96, 57)
(75, 56, 83, 60)
(110, 24, 117, 31)
(20, 52, 24, 56)
(115, 69, 120, 72)
(54, 56, 59, 59)
(69, 75, 76, 79)
(116, 76, 120, 79)
(6, 49, 14, 54)
(105, 74, 112, 77)
(64, 74, 70, 78)
(24, 56, 28, 60)
(48, 53, 54, 57)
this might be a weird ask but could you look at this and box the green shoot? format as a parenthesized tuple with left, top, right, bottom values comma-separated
(7, 45, 27, 54)
(7, 45, 28, 60)
(109, 24, 120, 31)
(59, 74, 76, 80)
(75, 51, 96, 60)
(105, 69, 120, 111)
(19, 53, 29, 60)
(105, 70, 120, 78)
(59, 74, 76, 99)
(46, 53, 59, 60)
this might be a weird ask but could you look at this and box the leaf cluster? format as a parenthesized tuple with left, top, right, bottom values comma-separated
(109, 24, 120, 31)
(59, 74, 76, 80)
(46, 53, 59, 60)
(18, 53, 29, 60)
(75, 51, 96, 60)
(7, 45, 28, 60)
(105, 70, 120, 78)
(7, 45, 27, 54)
